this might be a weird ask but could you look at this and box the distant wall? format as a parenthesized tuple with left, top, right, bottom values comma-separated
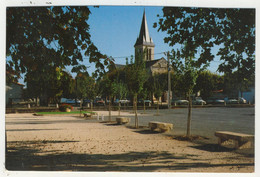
(239, 87, 255, 104)
(6, 83, 24, 106)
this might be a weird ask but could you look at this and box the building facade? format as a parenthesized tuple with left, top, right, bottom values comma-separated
(6, 82, 24, 106)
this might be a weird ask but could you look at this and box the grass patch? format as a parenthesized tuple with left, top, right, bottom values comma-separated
(36, 111, 95, 115)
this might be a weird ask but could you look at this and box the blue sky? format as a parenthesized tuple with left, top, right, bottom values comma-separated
(18, 6, 223, 84)
(77, 6, 222, 76)
(75, 6, 173, 76)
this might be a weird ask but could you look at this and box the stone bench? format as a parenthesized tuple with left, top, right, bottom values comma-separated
(116, 117, 130, 124)
(215, 131, 254, 149)
(84, 113, 92, 118)
(149, 121, 173, 133)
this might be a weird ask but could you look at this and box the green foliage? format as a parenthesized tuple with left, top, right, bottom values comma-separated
(194, 71, 224, 99)
(60, 71, 74, 98)
(169, 46, 199, 98)
(24, 67, 71, 104)
(75, 72, 96, 100)
(223, 71, 254, 97)
(6, 6, 109, 104)
(149, 73, 167, 99)
(125, 61, 148, 96)
(98, 71, 117, 98)
(155, 7, 255, 85)
(7, 7, 108, 77)
(113, 82, 129, 100)
(183, 69, 198, 95)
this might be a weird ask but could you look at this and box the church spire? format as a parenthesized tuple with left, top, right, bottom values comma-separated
(134, 10, 155, 47)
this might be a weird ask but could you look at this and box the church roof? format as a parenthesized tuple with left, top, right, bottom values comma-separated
(114, 57, 166, 70)
(145, 57, 166, 68)
(134, 11, 155, 47)
(115, 64, 125, 69)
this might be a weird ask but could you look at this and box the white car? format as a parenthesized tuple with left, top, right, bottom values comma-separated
(172, 99, 189, 105)
(226, 98, 238, 104)
(119, 99, 130, 104)
(238, 97, 246, 104)
(192, 97, 206, 105)
(214, 99, 225, 104)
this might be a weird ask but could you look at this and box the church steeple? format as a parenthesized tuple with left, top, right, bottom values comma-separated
(134, 10, 155, 62)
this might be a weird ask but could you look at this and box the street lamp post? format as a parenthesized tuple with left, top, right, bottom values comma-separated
(167, 52, 171, 109)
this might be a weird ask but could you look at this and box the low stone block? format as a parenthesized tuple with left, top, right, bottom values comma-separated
(215, 131, 254, 149)
(149, 121, 173, 133)
(116, 117, 130, 124)
(84, 113, 92, 118)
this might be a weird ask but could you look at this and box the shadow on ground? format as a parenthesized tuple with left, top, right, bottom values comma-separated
(6, 129, 61, 132)
(189, 144, 235, 152)
(6, 140, 254, 172)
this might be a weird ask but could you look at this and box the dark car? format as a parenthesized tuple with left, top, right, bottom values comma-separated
(94, 98, 105, 106)
(82, 99, 91, 106)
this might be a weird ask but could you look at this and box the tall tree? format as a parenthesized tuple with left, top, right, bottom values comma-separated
(75, 72, 96, 108)
(194, 71, 224, 99)
(155, 6, 255, 137)
(171, 47, 199, 137)
(155, 7, 255, 95)
(25, 67, 66, 105)
(125, 59, 148, 128)
(152, 74, 165, 116)
(6, 6, 110, 104)
(114, 81, 129, 115)
(98, 70, 118, 121)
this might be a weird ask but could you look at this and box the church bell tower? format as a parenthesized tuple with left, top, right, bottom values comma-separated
(134, 11, 155, 63)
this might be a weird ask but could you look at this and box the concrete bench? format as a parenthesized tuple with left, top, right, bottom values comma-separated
(215, 131, 254, 149)
(116, 117, 130, 124)
(149, 121, 173, 133)
(84, 113, 92, 118)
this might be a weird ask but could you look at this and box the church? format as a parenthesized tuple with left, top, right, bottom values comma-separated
(134, 11, 168, 75)
(115, 11, 168, 75)
(115, 11, 169, 102)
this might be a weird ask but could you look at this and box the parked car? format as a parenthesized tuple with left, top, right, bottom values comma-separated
(206, 98, 215, 104)
(65, 99, 81, 104)
(206, 98, 225, 105)
(138, 99, 152, 104)
(82, 99, 91, 106)
(119, 99, 130, 104)
(226, 98, 239, 104)
(172, 99, 189, 105)
(192, 97, 206, 105)
(94, 98, 105, 106)
(238, 97, 247, 104)
(213, 99, 225, 104)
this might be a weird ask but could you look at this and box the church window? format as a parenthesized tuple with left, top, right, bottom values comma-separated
(149, 49, 152, 60)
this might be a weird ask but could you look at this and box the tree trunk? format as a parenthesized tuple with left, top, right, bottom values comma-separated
(134, 94, 138, 128)
(186, 95, 192, 137)
(80, 98, 83, 117)
(118, 102, 121, 116)
(36, 97, 39, 107)
(143, 100, 146, 114)
(156, 98, 159, 115)
(109, 95, 111, 122)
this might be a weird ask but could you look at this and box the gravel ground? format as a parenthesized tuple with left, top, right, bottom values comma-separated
(5, 108, 255, 172)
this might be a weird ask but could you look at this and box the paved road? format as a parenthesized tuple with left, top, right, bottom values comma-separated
(121, 107, 255, 142)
